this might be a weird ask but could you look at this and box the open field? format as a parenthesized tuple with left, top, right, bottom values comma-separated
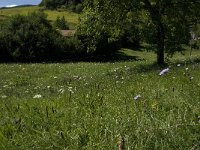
(0, 49, 200, 149)
(0, 6, 79, 29)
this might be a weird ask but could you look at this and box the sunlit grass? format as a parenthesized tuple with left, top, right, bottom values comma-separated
(0, 49, 200, 149)
(0, 6, 79, 29)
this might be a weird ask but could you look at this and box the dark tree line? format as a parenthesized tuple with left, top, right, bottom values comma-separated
(40, 0, 83, 9)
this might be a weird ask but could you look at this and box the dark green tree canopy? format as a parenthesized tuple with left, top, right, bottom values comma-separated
(40, 0, 83, 9)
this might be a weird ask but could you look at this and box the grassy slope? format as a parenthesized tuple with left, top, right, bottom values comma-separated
(0, 49, 200, 149)
(0, 6, 79, 29)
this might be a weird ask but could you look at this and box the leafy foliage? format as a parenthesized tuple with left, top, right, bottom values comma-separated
(81, 0, 200, 64)
(40, 0, 83, 10)
(0, 12, 81, 62)
(77, 1, 129, 55)
(54, 16, 69, 30)
(120, 12, 141, 48)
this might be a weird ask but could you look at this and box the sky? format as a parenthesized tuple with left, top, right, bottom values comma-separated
(0, 0, 42, 8)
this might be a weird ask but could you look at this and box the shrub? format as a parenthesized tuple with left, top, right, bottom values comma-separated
(54, 16, 69, 30)
(77, 29, 121, 56)
(77, 11, 121, 56)
(75, 3, 83, 13)
(0, 12, 79, 62)
(121, 23, 140, 48)
(0, 30, 12, 62)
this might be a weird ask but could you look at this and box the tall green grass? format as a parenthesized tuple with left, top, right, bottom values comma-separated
(0, 49, 200, 149)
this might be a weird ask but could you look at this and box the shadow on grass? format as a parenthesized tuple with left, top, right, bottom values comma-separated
(77, 51, 144, 63)
(122, 45, 145, 52)
(124, 44, 155, 52)
(0, 51, 144, 64)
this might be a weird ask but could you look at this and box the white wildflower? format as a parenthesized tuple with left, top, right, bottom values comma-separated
(47, 86, 51, 89)
(33, 94, 42, 99)
(159, 68, 169, 76)
(68, 87, 72, 90)
(1, 95, 7, 99)
(177, 64, 181, 67)
(185, 68, 189, 71)
(54, 76, 58, 79)
(68, 87, 74, 93)
(134, 94, 141, 100)
(34, 86, 39, 90)
(58, 89, 65, 94)
(3, 85, 8, 88)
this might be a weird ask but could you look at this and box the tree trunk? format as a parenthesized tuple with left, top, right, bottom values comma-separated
(142, 0, 165, 65)
(156, 22, 165, 65)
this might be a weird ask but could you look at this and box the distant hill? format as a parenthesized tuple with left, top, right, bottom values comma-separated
(12, 4, 37, 8)
(0, 6, 79, 29)
(0, 4, 36, 9)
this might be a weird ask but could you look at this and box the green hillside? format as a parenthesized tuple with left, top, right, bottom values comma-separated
(0, 6, 79, 29)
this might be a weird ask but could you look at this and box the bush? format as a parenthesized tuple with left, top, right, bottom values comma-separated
(0, 12, 80, 62)
(77, 30, 121, 56)
(68, 3, 76, 12)
(77, 11, 121, 56)
(0, 31, 12, 61)
(75, 3, 83, 13)
(121, 23, 140, 48)
(54, 16, 69, 30)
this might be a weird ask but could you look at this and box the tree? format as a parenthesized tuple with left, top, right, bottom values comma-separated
(141, 0, 200, 64)
(81, 0, 200, 65)
(0, 12, 67, 61)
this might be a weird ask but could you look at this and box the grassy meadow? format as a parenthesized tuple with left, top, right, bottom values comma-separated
(0, 6, 79, 29)
(0, 48, 200, 149)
